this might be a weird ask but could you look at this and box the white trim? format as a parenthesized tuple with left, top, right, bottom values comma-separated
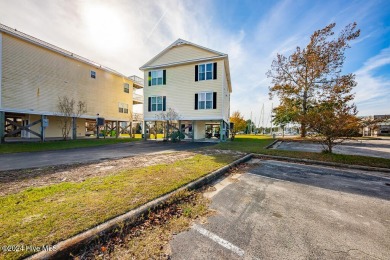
(140, 55, 226, 70)
(0, 32, 2, 108)
(222, 63, 224, 120)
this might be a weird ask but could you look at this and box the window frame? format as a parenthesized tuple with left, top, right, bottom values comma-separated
(151, 96, 164, 112)
(90, 70, 96, 79)
(198, 92, 213, 110)
(151, 70, 164, 86)
(198, 63, 213, 81)
(118, 103, 129, 114)
(123, 83, 129, 93)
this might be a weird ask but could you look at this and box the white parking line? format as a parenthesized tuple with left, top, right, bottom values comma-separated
(192, 224, 245, 257)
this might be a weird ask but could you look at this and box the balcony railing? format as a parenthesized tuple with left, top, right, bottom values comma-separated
(129, 75, 144, 88)
(133, 93, 143, 104)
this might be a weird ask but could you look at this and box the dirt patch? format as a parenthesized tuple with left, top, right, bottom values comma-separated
(0, 152, 196, 196)
(71, 190, 212, 259)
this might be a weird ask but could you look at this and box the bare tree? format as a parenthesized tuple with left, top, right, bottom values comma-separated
(57, 96, 87, 140)
(156, 108, 181, 141)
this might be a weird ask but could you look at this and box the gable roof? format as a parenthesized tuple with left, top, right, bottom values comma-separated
(140, 38, 226, 69)
(140, 39, 232, 92)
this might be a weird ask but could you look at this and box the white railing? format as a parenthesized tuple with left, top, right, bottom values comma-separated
(133, 93, 143, 104)
(129, 75, 144, 87)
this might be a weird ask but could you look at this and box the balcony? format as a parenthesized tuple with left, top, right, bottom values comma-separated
(133, 93, 143, 104)
(129, 75, 144, 89)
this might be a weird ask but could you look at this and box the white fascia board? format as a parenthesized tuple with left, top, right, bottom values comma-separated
(140, 55, 227, 71)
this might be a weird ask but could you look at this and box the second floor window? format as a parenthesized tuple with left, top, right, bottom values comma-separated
(151, 70, 163, 85)
(124, 83, 129, 93)
(195, 62, 217, 81)
(91, 70, 96, 79)
(199, 63, 213, 81)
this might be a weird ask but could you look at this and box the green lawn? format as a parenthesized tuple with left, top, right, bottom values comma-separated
(0, 138, 141, 154)
(0, 153, 235, 260)
(215, 135, 390, 168)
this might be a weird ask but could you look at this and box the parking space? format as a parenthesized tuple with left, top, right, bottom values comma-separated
(275, 139, 390, 159)
(170, 159, 390, 259)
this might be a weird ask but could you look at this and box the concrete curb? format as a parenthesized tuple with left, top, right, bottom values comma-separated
(26, 153, 253, 260)
(254, 154, 390, 173)
(265, 139, 278, 149)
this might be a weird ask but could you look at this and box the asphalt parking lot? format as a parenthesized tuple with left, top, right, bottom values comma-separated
(0, 141, 214, 171)
(170, 159, 390, 259)
(275, 139, 390, 159)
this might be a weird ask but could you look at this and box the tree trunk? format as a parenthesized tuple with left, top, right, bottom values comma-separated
(301, 90, 308, 137)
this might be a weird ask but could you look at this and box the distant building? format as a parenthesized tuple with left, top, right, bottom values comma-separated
(140, 39, 232, 141)
(0, 23, 143, 142)
(361, 115, 390, 136)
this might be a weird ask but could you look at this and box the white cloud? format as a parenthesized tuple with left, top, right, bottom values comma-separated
(354, 47, 390, 115)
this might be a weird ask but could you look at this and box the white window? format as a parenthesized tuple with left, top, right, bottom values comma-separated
(198, 92, 213, 109)
(151, 70, 163, 86)
(151, 96, 163, 111)
(199, 63, 213, 81)
(124, 83, 129, 93)
(118, 103, 128, 113)
(91, 70, 96, 79)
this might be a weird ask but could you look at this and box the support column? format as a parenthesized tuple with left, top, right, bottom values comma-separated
(143, 121, 147, 141)
(192, 120, 195, 142)
(178, 120, 182, 141)
(220, 120, 223, 142)
(0, 111, 5, 144)
(116, 121, 119, 138)
(72, 117, 77, 140)
(41, 115, 46, 142)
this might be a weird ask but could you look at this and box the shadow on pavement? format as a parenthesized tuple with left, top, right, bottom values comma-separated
(248, 160, 390, 201)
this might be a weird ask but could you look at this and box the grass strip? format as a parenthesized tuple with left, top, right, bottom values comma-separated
(0, 138, 141, 154)
(215, 135, 390, 169)
(73, 190, 210, 259)
(0, 154, 235, 259)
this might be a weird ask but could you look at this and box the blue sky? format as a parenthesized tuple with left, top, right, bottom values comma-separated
(0, 0, 389, 125)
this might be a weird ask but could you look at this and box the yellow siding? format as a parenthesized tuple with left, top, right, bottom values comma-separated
(28, 115, 86, 138)
(2, 34, 134, 121)
(143, 59, 225, 121)
(148, 44, 218, 67)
